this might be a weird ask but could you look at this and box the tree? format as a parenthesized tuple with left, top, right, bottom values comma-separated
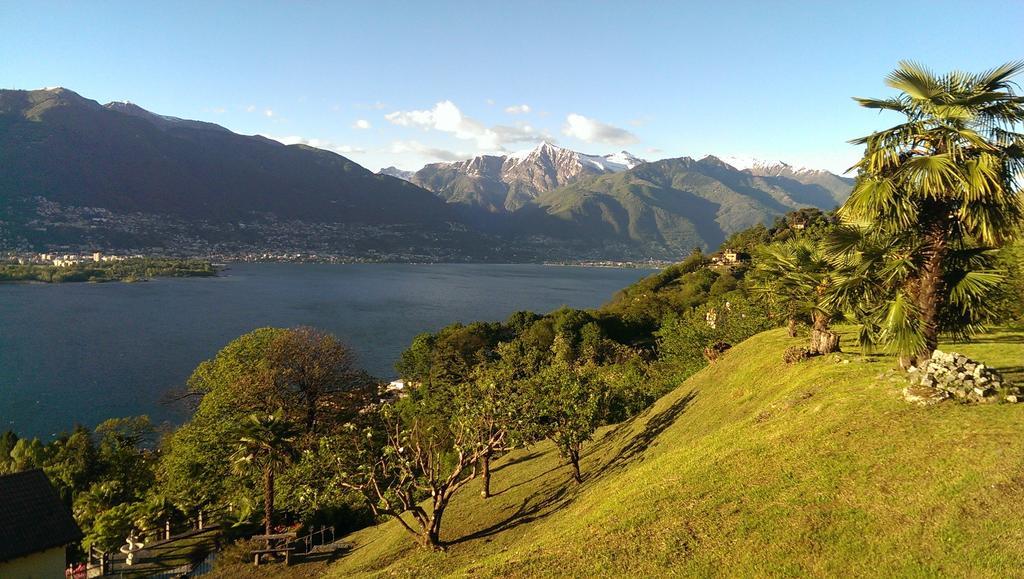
(8, 437, 45, 473)
(469, 342, 545, 498)
(267, 326, 368, 434)
(337, 384, 511, 549)
(159, 327, 372, 515)
(0, 430, 18, 474)
(231, 409, 299, 540)
(825, 223, 1004, 362)
(748, 238, 840, 353)
(842, 61, 1024, 365)
(530, 363, 606, 483)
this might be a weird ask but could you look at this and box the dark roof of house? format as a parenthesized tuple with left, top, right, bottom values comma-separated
(0, 469, 83, 562)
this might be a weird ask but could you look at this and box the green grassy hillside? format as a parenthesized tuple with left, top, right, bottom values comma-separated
(321, 327, 1023, 577)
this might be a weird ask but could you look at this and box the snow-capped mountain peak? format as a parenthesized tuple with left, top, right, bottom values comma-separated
(717, 155, 828, 176)
(604, 150, 645, 170)
(505, 142, 644, 172)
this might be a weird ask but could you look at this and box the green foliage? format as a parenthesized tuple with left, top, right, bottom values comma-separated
(825, 224, 1007, 357)
(655, 297, 775, 383)
(232, 409, 300, 534)
(748, 238, 837, 333)
(0, 258, 215, 283)
(601, 250, 718, 336)
(155, 325, 372, 528)
(992, 240, 1024, 323)
(530, 363, 607, 483)
(323, 328, 1024, 578)
(841, 61, 1024, 361)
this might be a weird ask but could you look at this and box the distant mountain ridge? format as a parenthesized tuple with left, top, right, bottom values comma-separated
(0, 87, 503, 260)
(521, 155, 851, 258)
(0, 87, 853, 261)
(390, 144, 852, 217)
(405, 142, 646, 213)
(0, 87, 451, 224)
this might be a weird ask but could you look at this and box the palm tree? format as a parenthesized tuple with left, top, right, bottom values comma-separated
(842, 61, 1024, 365)
(749, 238, 840, 352)
(231, 409, 299, 540)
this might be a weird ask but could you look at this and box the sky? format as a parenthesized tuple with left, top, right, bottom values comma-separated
(2, 1, 1023, 173)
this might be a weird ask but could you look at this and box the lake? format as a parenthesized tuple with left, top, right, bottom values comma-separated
(0, 263, 654, 438)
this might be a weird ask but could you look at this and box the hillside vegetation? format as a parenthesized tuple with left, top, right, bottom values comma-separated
(319, 327, 1024, 577)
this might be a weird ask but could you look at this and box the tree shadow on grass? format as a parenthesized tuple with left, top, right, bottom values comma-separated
(492, 450, 544, 474)
(295, 542, 352, 564)
(593, 390, 698, 477)
(450, 391, 698, 547)
(956, 333, 1024, 345)
(999, 366, 1024, 385)
(449, 481, 574, 546)
(492, 463, 566, 497)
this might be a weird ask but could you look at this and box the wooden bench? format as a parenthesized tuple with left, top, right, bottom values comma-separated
(251, 546, 296, 566)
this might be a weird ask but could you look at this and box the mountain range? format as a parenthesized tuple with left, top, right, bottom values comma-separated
(0, 87, 854, 260)
(387, 142, 853, 257)
(405, 142, 645, 213)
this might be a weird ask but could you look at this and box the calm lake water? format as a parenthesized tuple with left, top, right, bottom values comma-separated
(0, 263, 654, 438)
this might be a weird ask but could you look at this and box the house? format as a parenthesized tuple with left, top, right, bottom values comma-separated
(710, 249, 750, 268)
(0, 469, 83, 579)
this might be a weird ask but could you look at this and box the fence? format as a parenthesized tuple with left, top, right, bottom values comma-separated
(84, 504, 231, 577)
(291, 525, 336, 554)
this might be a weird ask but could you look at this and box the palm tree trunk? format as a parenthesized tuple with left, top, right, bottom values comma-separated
(810, 310, 840, 354)
(912, 204, 950, 365)
(264, 467, 274, 544)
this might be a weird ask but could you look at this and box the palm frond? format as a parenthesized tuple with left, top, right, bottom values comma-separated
(886, 61, 940, 101)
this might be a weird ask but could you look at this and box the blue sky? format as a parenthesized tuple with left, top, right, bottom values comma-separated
(2, 1, 1023, 172)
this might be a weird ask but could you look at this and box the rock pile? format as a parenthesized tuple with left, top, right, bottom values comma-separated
(783, 346, 814, 364)
(904, 350, 1021, 405)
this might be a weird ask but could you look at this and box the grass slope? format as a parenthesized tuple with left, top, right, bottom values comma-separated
(309, 328, 1023, 577)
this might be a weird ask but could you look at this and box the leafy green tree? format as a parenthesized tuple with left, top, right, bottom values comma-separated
(530, 363, 606, 483)
(231, 409, 299, 539)
(0, 430, 18, 473)
(45, 426, 100, 502)
(337, 379, 516, 549)
(94, 417, 156, 500)
(842, 61, 1024, 364)
(825, 223, 1004, 361)
(655, 298, 775, 381)
(159, 327, 371, 516)
(8, 437, 45, 472)
(469, 342, 547, 498)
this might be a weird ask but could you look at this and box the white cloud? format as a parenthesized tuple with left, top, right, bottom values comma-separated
(353, 119, 371, 130)
(245, 105, 257, 113)
(485, 98, 495, 106)
(504, 104, 531, 114)
(562, 113, 638, 145)
(267, 134, 365, 155)
(385, 100, 544, 152)
(264, 109, 274, 118)
(388, 140, 462, 162)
